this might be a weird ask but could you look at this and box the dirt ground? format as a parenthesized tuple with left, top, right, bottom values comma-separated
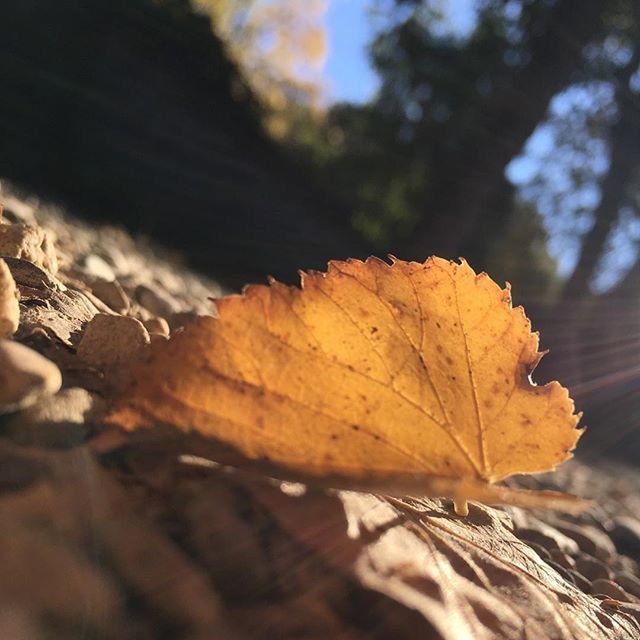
(1, 186, 639, 639)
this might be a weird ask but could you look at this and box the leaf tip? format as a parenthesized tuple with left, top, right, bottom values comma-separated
(365, 255, 390, 269)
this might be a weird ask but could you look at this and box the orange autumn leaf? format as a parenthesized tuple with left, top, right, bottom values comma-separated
(109, 257, 586, 514)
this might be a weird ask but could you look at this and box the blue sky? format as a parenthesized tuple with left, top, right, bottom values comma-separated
(321, 0, 624, 288)
(324, 0, 477, 104)
(324, 0, 379, 104)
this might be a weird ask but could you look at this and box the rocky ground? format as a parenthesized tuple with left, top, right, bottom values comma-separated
(1, 185, 640, 639)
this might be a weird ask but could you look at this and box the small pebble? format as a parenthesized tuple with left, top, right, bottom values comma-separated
(609, 516, 640, 563)
(515, 527, 566, 553)
(82, 254, 116, 282)
(566, 569, 591, 594)
(136, 285, 181, 318)
(0, 222, 58, 274)
(0, 259, 19, 337)
(575, 555, 611, 581)
(91, 278, 130, 314)
(77, 314, 149, 367)
(512, 518, 580, 555)
(143, 317, 170, 337)
(0, 339, 62, 413)
(549, 548, 576, 569)
(618, 555, 639, 577)
(614, 571, 640, 599)
(590, 579, 635, 603)
(555, 522, 616, 562)
(3, 387, 103, 447)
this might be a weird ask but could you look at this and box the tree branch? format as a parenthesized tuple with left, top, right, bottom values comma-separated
(401, 0, 609, 264)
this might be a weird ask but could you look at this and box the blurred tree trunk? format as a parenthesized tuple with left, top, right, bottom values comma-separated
(402, 0, 608, 266)
(540, 49, 640, 420)
(536, 47, 640, 461)
(561, 52, 640, 301)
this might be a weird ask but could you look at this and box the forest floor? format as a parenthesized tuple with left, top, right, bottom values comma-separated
(1, 186, 640, 639)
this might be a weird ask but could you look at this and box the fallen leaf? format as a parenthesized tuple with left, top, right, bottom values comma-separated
(5, 257, 97, 345)
(108, 257, 585, 514)
(164, 464, 640, 639)
(336, 493, 638, 639)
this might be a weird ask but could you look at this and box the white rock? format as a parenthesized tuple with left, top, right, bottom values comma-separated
(0, 259, 19, 338)
(82, 254, 116, 282)
(0, 223, 58, 275)
(77, 314, 150, 368)
(0, 340, 62, 413)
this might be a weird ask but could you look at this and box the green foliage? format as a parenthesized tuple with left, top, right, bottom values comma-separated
(291, 0, 638, 300)
(207, 0, 638, 299)
(483, 202, 561, 303)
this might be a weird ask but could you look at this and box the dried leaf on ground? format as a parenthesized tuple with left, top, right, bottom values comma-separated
(334, 493, 638, 638)
(137, 456, 635, 640)
(109, 257, 584, 512)
(5, 257, 97, 345)
(1, 193, 637, 639)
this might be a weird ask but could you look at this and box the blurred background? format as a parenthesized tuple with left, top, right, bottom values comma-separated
(0, 0, 639, 460)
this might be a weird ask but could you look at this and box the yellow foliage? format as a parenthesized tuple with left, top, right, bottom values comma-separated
(193, 0, 329, 131)
(109, 257, 587, 515)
